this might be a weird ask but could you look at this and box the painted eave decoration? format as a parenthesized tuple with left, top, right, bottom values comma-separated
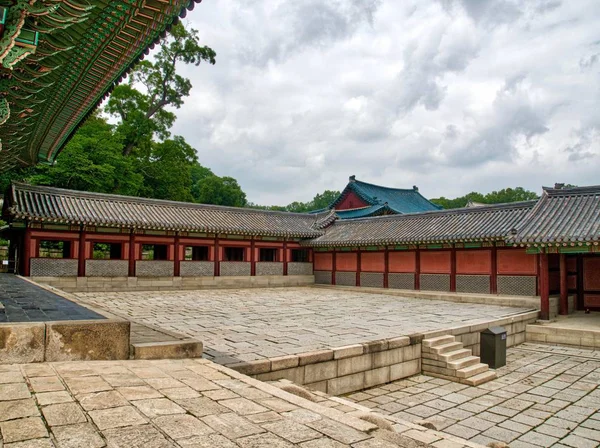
(0, 0, 201, 171)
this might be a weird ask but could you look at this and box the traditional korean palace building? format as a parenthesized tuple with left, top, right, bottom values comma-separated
(3, 182, 599, 320)
(313, 175, 441, 219)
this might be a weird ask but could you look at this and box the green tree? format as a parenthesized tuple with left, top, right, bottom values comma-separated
(137, 136, 198, 202)
(431, 187, 538, 209)
(106, 22, 216, 156)
(192, 175, 247, 207)
(26, 115, 143, 195)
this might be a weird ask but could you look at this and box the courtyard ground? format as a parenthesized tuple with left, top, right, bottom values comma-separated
(0, 357, 457, 448)
(74, 287, 531, 365)
(344, 343, 600, 448)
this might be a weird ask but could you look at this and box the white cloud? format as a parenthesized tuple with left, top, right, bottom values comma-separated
(170, 0, 600, 205)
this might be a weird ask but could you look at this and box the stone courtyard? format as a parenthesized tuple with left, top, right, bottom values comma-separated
(74, 287, 531, 365)
(345, 343, 600, 448)
(0, 357, 412, 448)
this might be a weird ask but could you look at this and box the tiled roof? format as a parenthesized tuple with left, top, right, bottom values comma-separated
(5, 183, 328, 238)
(331, 178, 442, 215)
(335, 205, 391, 219)
(305, 201, 536, 247)
(509, 185, 600, 245)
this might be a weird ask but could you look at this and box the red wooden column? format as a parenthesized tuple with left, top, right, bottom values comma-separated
(356, 251, 361, 287)
(128, 231, 136, 277)
(77, 227, 86, 277)
(384, 248, 389, 289)
(174, 233, 181, 277)
(214, 236, 220, 276)
(283, 240, 288, 276)
(539, 252, 550, 320)
(415, 249, 421, 290)
(450, 247, 457, 292)
(576, 255, 584, 310)
(250, 238, 256, 276)
(332, 251, 337, 285)
(23, 228, 32, 276)
(559, 253, 568, 315)
(490, 245, 498, 294)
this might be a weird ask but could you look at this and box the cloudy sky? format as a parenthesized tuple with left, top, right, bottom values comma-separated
(171, 0, 600, 206)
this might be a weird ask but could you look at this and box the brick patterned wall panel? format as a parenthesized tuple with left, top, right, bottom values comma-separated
(456, 274, 490, 294)
(420, 274, 451, 292)
(135, 261, 174, 277)
(256, 262, 284, 276)
(220, 262, 251, 276)
(180, 261, 214, 277)
(288, 262, 313, 276)
(314, 271, 332, 284)
(497, 275, 537, 296)
(335, 272, 356, 286)
(30, 258, 78, 277)
(360, 272, 384, 288)
(388, 273, 415, 289)
(86, 260, 129, 277)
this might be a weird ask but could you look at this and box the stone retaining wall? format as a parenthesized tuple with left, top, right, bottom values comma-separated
(230, 310, 538, 395)
(233, 336, 422, 396)
(31, 275, 315, 292)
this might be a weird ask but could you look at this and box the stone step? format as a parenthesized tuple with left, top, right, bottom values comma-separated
(439, 349, 472, 362)
(460, 370, 497, 386)
(429, 341, 464, 355)
(422, 335, 455, 348)
(447, 356, 481, 370)
(456, 363, 489, 379)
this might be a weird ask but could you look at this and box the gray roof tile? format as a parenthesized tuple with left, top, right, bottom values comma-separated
(305, 201, 536, 247)
(509, 185, 600, 245)
(6, 183, 329, 238)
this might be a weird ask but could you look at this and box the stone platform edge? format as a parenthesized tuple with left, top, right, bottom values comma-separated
(17, 277, 204, 362)
(29, 275, 315, 292)
(0, 318, 130, 364)
(526, 324, 600, 349)
(314, 283, 543, 309)
(227, 310, 539, 396)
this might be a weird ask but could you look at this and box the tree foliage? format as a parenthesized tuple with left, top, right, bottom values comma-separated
(431, 187, 539, 209)
(249, 190, 341, 213)
(106, 22, 216, 156)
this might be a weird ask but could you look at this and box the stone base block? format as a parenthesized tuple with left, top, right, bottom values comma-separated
(0, 323, 45, 364)
(131, 339, 203, 360)
(45, 320, 130, 361)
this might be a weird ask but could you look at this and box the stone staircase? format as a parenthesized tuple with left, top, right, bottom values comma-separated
(422, 335, 496, 386)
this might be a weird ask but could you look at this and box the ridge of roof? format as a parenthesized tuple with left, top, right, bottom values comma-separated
(10, 182, 319, 219)
(352, 179, 420, 193)
(326, 200, 538, 225)
(542, 185, 600, 196)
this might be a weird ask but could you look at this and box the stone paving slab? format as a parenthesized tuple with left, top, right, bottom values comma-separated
(344, 343, 600, 448)
(0, 275, 104, 322)
(74, 288, 531, 365)
(0, 358, 448, 447)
